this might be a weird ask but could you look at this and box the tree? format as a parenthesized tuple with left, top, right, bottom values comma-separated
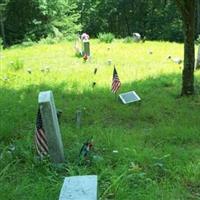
(196, 0, 200, 36)
(0, 0, 9, 47)
(175, 0, 195, 95)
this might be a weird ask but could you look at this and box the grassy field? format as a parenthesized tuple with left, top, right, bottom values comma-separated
(0, 40, 200, 200)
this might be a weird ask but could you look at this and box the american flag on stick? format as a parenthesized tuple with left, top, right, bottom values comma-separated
(35, 108, 48, 157)
(111, 66, 121, 93)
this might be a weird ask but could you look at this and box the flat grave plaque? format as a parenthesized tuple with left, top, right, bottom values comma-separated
(59, 175, 97, 200)
(119, 91, 141, 104)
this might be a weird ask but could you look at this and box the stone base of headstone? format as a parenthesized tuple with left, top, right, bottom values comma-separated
(83, 41, 90, 57)
(59, 175, 97, 200)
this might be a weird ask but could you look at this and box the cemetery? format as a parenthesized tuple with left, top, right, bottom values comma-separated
(0, 1, 200, 199)
(0, 38, 200, 199)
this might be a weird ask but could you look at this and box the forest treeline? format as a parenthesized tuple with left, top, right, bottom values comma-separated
(0, 0, 200, 46)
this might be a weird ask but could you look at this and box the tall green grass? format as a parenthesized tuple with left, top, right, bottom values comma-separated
(0, 40, 200, 199)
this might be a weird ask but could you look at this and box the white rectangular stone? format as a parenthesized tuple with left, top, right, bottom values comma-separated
(59, 175, 97, 200)
(119, 91, 141, 104)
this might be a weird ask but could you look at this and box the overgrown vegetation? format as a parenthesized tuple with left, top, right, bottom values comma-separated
(98, 33, 115, 43)
(0, 40, 200, 199)
(8, 58, 24, 71)
(123, 36, 134, 43)
(1, 0, 81, 46)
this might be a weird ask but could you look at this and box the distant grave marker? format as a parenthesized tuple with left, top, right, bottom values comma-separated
(38, 91, 65, 163)
(81, 33, 90, 57)
(83, 41, 90, 57)
(107, 59, 112, 65)
(119, 91, 141, 104)
(132, 33, 141, 42)
(59, 175, 98, 200)
(76, 109, 82, 128)
(74, 36, 82, 57)
(196, 45, 200, 69)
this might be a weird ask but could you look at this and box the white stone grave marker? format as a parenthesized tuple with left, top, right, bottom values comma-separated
(132, 33, 141, 42)
(59, 175, 98, 200)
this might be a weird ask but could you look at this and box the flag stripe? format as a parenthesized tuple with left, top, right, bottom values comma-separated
(111, 66, 121, 93)
(36, 129, 48, 153)
(35, 134, 47, 156)
(35, 134, 48, 156)
(37, 128, 47, 144)
(35, 109, 48, 157)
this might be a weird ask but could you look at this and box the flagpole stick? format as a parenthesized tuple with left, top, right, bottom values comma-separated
(115, 92, 118, 101)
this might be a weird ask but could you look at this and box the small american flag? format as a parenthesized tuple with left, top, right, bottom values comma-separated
(35, 109, 48, 157)
(111, 66, 121, 93)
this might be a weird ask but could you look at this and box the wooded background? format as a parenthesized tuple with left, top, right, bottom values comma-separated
(0, 0, 200, 46)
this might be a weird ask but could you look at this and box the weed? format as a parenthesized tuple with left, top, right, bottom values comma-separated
(98, 33, 115, 43)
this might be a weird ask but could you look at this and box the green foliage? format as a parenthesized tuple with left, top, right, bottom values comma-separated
(8, 58, 24, 71)
(4, 0, 81, 45)
(98, 33, 115, 43)
(123, 36, 134, 43)
(1, 0, 194, 45)
(38, 35, 60, 45)
(74, 0, 184, 41)
(21, 38, 35, 47)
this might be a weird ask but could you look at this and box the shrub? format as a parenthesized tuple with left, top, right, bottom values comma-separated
(38, 36, 59, 45)
(98, 33, 115, 43)
(66, 34, 77, 41)
(123, 36, 134, 43)
(21, 38, 35, 47)
(8, 58, 24, 71)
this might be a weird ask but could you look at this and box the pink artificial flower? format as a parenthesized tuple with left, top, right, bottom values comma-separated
(81, 33, 89, 41)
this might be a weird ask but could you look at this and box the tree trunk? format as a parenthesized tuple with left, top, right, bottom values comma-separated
(177, 0, 195, 95)
(0, 18, 6, 48)
(196, 0, 200, 36)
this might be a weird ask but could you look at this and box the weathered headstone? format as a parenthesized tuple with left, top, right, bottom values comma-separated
(76, 109, 82, 128)
(39, 91, 65, 163)
(59, 175, 98, 200)
(196, 45, 200, 69)
(81, 33, 90, 57)
(132, 33, 141, 42)
(83, 41, 90, 57)
(74, 36, 82, 57)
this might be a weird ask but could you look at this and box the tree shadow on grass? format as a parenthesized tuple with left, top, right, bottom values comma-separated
(1, 72, 200, 143)
(1, 72, 200, 200)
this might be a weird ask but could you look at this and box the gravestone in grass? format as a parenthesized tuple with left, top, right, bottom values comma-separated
(59, 175, 98, 200)
(76, 109, 82, 128)
(132, 33, 141, 42)
(81, 33, 90, 57)
(39, 91, 65, 163)
(83, 41, 90, 57)
(196, 45, 200, 69)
